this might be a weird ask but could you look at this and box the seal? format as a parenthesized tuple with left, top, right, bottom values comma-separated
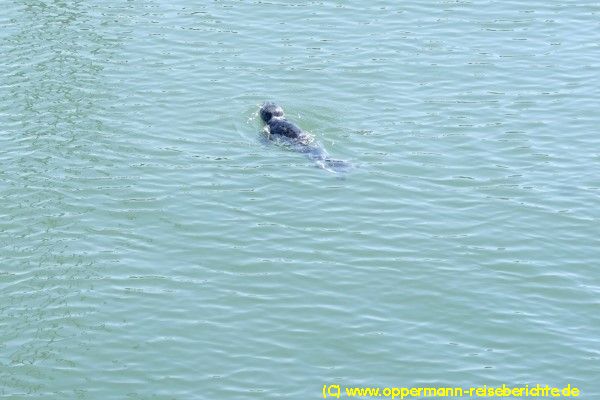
(259, 102, 350, 172)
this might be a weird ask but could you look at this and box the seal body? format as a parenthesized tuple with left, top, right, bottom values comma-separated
(259, 101, 351, 172)
(260, 102, 303, 139)
(266, 118, 303, 139)
(260, 101, 307, 140)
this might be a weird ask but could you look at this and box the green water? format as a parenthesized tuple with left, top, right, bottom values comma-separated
(1, 1, 599, 398)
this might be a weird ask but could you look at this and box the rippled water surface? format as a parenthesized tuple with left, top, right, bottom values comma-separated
(1, 1, 599, 398)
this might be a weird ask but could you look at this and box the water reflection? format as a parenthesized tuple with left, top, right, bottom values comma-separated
(1, 1, 124, 395)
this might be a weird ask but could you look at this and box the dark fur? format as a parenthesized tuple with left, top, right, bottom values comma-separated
(260, 102, 303, 139)
(259, 102, 283, 124)
(258, 101, 351, 173)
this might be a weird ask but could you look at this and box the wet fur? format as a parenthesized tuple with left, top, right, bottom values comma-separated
(259, 102, 350, 173)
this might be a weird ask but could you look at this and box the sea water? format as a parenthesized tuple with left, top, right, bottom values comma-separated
(1, 1, 599, 398)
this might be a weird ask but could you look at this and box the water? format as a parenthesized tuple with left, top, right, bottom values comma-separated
(1, 1, 599, 398)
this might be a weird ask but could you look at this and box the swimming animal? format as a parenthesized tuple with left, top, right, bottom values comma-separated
(259, 102, 350, 172)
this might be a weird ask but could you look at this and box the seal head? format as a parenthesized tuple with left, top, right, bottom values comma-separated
(260, 102, 284, 123)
